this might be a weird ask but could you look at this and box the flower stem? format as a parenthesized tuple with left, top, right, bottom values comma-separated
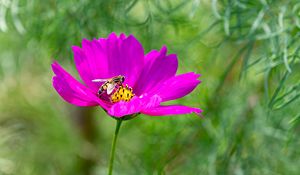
(108, 119, 123, 175)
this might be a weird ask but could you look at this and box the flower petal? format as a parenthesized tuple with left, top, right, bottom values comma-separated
(134, 46, 178, 95)
(150, 72, 201, 102)
(108, 94, 161, 117)
(142, 105, 202, 116)
(51, 61, 109, 109)
(107, 33, 145, 86)
(52, 76, 97, 106)
(73, 33, 144, 90)
(72, 41, 105, 91)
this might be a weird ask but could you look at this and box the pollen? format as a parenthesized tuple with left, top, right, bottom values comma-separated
(110, 85, 134, 103)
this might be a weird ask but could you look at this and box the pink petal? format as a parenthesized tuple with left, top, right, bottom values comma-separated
(142, 105, 202, 116)
(53, 76, 97, 106)
(73, 33, 144, 90)
(72, 40, 105, 91)
(51, 61, 109, 109)
(150, 72, 201, 102)
(134, 46, 178, 95)
(118, 34, 144, 86)
(108, 94, 161, 117)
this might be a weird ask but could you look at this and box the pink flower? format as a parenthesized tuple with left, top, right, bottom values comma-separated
(51, 33, 202, 118)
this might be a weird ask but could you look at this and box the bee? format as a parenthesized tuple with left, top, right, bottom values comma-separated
(92, 75, 125, 96)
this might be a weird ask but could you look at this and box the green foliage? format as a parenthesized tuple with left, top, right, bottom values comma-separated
(0, 0, 299, 175)
(211, 0, 300, 110)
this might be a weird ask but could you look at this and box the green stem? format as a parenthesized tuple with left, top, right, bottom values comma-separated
(108, 119, 123, 175)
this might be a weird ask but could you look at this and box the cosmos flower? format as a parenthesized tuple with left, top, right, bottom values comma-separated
(51, 33, 202, 118)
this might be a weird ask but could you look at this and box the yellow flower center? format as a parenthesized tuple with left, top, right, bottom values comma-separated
(110, 85, 135, 103)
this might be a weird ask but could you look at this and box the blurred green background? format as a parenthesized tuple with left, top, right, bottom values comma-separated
(0, 0, 300, 174)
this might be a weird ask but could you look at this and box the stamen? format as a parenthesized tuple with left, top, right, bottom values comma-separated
(110, 85, 135, 103)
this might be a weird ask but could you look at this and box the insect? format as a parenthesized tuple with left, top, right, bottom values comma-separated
(92, 75, 125, 95)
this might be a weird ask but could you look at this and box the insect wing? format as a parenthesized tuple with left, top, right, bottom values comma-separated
(92, 79, 108, 82)
(107, 83, 116, 95)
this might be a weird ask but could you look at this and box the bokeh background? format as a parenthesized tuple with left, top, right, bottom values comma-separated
(1, 0, 300, 174)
